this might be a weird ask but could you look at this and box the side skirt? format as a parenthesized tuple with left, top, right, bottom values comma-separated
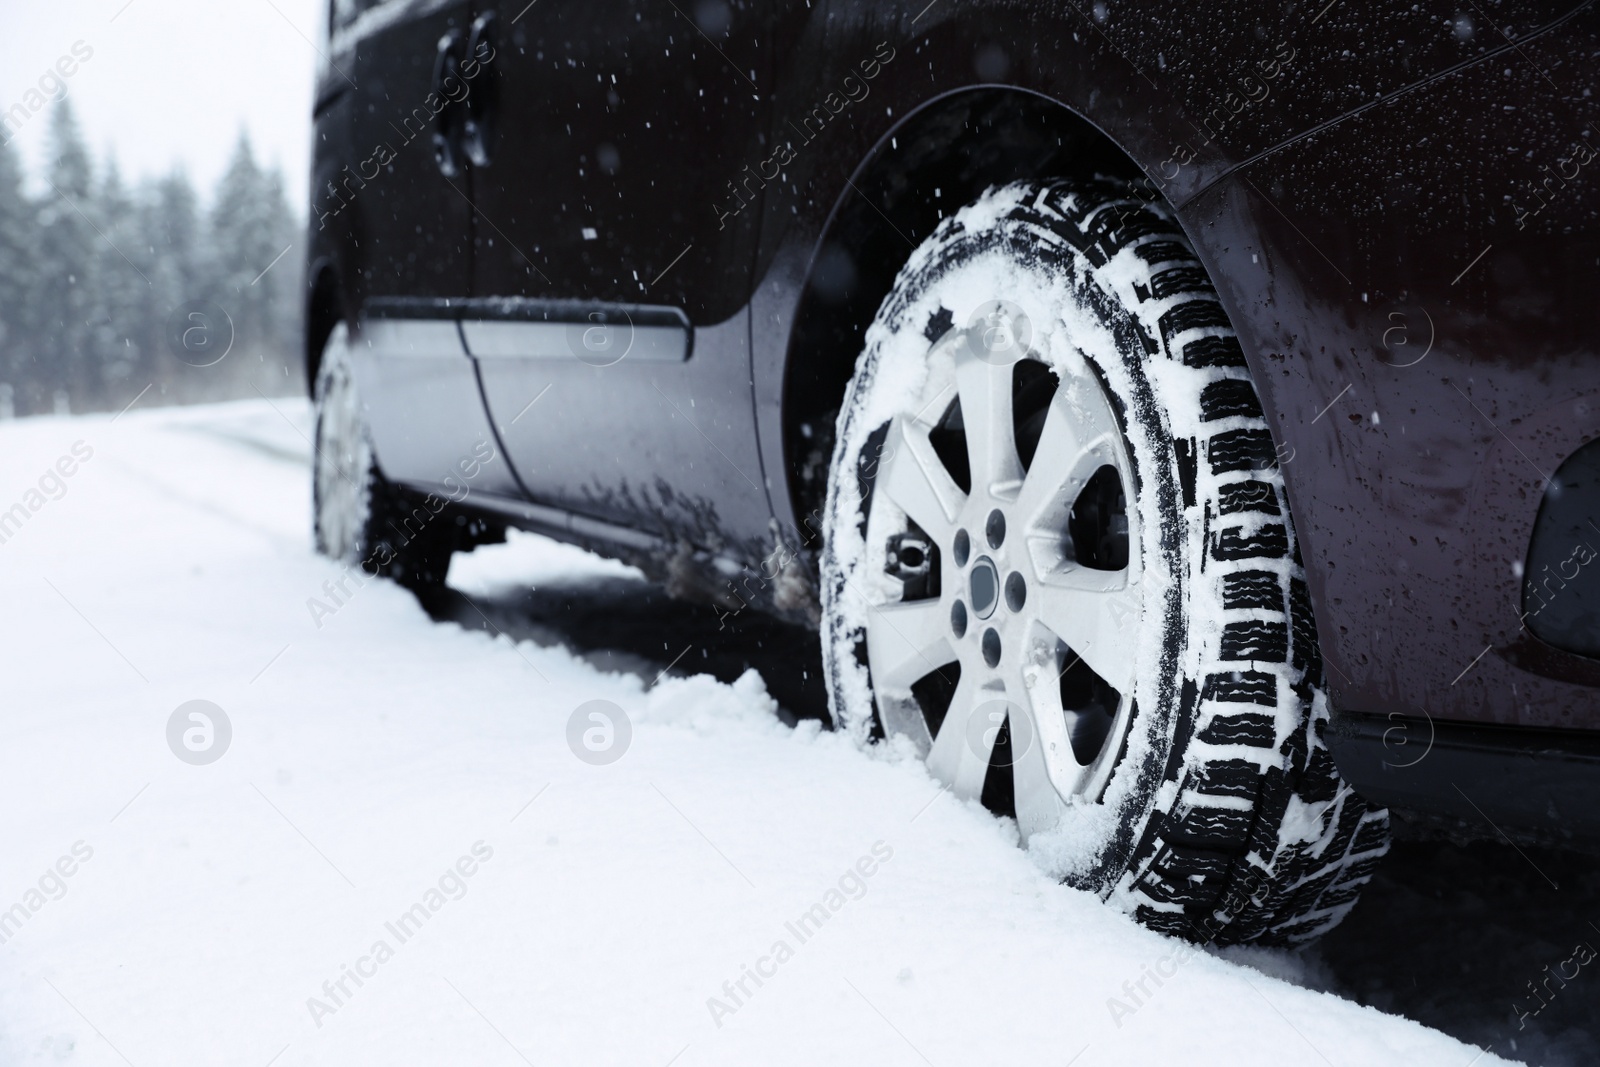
(1329, 712, 1600, 853)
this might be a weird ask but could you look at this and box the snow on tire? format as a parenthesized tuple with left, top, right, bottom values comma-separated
(313, 323, 456, 589)
(819, 179, 1389, 945)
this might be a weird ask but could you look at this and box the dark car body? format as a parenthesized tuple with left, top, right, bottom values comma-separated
(305, 0, 1600, 847)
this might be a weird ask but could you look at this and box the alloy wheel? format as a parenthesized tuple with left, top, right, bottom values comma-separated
(862, 320, 1144, 838)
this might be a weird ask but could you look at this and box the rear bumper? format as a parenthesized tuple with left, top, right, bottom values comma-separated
(1328, 712, 1600, 852)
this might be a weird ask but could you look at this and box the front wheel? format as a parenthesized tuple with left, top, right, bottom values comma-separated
(819, 179, 1388, 945)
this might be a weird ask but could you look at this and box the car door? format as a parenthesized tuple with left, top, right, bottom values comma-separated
(462, 1, 776, 554)
(329, 0, 518, 499)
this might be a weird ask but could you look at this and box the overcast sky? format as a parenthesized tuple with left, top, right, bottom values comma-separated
(0, 0, 323, 212)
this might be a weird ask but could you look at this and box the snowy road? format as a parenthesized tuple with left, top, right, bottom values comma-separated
(0, 400, 1514, 1065)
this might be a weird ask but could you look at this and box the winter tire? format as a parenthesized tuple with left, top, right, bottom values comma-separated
(819, 179, 1389, 945)
(313, 323, 459, 589)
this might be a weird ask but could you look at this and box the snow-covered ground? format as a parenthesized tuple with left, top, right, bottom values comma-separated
(0, 399, 1510, 1066)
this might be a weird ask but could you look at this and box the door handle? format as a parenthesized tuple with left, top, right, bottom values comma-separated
(462, 11, 500, 168)
(432, 28, 468, 177)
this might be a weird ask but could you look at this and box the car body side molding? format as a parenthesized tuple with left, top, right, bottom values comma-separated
(1330, 713, 1600, 851)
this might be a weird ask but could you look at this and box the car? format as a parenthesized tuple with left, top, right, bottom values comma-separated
(302, 0, 1600, 945)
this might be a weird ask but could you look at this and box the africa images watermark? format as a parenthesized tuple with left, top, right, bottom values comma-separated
(1511, 130, 1597, 231)
(1133, 38, 1298, 197)
(166, 700, 232, 766)
(305, 841, 495, 1029)
(1104, 869, 1268, 1028)
(306, 438, 498, 629)
(705, 840, 894, 1028)
(712, 41, 897, 231)
(0, 440, 95, 548)
(567, 699, 632, 765)
(1518, 520, 1600, 630)
(1513, 935, 1596, 1030)
(0, 841, 95, 946)
(714, 510, 824, 630)
(313, 36, 497, 230)
(1, 41, 94, 147)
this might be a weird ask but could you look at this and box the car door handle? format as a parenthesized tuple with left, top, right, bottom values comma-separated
(432, 28, 468, 177)
(462, 11, 500, 168)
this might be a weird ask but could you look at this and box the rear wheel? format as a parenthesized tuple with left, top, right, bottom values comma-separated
(819, 179, 1388, 945)
(312, 323, 458, 589)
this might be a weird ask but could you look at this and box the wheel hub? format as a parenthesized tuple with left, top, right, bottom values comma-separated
(968, 555, 999, 619)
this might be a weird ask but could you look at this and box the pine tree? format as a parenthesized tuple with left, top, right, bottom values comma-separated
(90, 158, 150, 404)
(0, 118, 303, 414)
(31, 100, 98, 410)
(138, 169, 202, 401)
(256, 163, 302, 366)
(207, 132, 300, 386)
(0, 136, 36, 411)
(144, 169, 202, 300)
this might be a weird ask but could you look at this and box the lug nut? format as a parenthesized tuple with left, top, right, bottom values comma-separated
(982, 627, 1001, 667)
(1005, 571, 1026, 611)
(969, 557, 999, 619)
(986, 509, 1006, 548)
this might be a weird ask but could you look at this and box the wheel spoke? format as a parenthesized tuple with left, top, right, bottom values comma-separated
(1033, 570, 1139, 696)
(1011, 723, 1069, 838)
(1013, 385, 1121, 528)
(925, 673, 1000, 798)
(877, 418, 965, 542)
(865, 598, 958, 692)
(1000, 661, 1085, 834)
(954, 349, 1023, 493)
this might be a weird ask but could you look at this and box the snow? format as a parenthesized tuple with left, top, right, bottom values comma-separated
(0, 398, 1510, 1066)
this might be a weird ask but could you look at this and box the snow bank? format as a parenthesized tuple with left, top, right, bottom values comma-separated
(0, 401, 1509, 1066)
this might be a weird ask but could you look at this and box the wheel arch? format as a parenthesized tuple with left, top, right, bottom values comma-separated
(303, 255, 343, 397)
(778, 87, 1161, 546)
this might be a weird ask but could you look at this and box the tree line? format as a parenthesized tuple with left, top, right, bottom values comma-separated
(0, 101, 304, 418)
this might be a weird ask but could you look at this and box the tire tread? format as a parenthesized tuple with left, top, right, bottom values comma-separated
(1011, 180, 1388, 946)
